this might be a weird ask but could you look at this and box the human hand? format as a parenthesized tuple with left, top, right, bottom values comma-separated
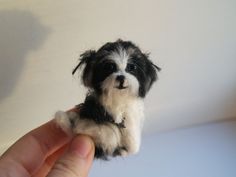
(0, 119, 95, 177)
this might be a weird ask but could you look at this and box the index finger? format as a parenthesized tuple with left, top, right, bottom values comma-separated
(1, 120, 71, 176)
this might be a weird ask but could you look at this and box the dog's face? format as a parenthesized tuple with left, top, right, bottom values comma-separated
(73, 40, 160, 98)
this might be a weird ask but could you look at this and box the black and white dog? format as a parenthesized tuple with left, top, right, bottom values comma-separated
(55, 39, 160, 160)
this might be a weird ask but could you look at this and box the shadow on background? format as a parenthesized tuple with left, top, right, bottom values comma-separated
(0, 10, 50, 102)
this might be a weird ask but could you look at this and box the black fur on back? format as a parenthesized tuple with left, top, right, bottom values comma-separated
(79, 94, 114, 124)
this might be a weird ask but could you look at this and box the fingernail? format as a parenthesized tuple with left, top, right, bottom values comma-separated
(69, 135, 94, 158)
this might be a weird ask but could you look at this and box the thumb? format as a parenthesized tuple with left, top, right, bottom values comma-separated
(47, 135, 95, 177)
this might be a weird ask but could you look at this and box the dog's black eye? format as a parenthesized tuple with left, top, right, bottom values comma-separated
(104, 62, 116, 72)
(126, 63, 137, 72)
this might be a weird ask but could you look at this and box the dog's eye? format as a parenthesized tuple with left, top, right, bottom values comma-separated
(104, 62, 116, 72)
(126, 63, 137, 72)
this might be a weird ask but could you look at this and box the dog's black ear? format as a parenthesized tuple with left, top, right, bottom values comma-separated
(72, 50, 96, 87)
(141, 54, 161, 97)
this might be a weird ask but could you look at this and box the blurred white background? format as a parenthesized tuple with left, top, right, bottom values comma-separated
(0, 0, 236, 176)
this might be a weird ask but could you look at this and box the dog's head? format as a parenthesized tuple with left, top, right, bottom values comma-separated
(73, 39, 161, 98)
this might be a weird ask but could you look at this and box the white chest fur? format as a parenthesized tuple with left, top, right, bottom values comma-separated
(100, 90, 145, 154)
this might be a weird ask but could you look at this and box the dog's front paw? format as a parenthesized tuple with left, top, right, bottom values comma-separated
(113, 115, 125, 125)
(113, 146, 128, 157)
(55, 111, 73, 135)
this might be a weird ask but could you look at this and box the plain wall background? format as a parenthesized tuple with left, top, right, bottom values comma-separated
(0, 1, 236, 172)
(90, 120, 236, 177)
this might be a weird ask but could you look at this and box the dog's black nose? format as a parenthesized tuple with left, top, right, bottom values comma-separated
(116, 75, 125, 84)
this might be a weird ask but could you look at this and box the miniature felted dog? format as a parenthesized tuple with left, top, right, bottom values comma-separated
(55, 39, 160, 160)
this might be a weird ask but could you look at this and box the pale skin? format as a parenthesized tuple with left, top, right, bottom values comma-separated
(0, 110, 95, 177)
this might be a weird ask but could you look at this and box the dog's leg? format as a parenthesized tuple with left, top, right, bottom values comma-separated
(55, 111, 122, 158)
(120, 127, 141, 156)
(119, 103, 144, 156)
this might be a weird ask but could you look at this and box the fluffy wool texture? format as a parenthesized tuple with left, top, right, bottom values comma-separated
(55, 39, 160, 160)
